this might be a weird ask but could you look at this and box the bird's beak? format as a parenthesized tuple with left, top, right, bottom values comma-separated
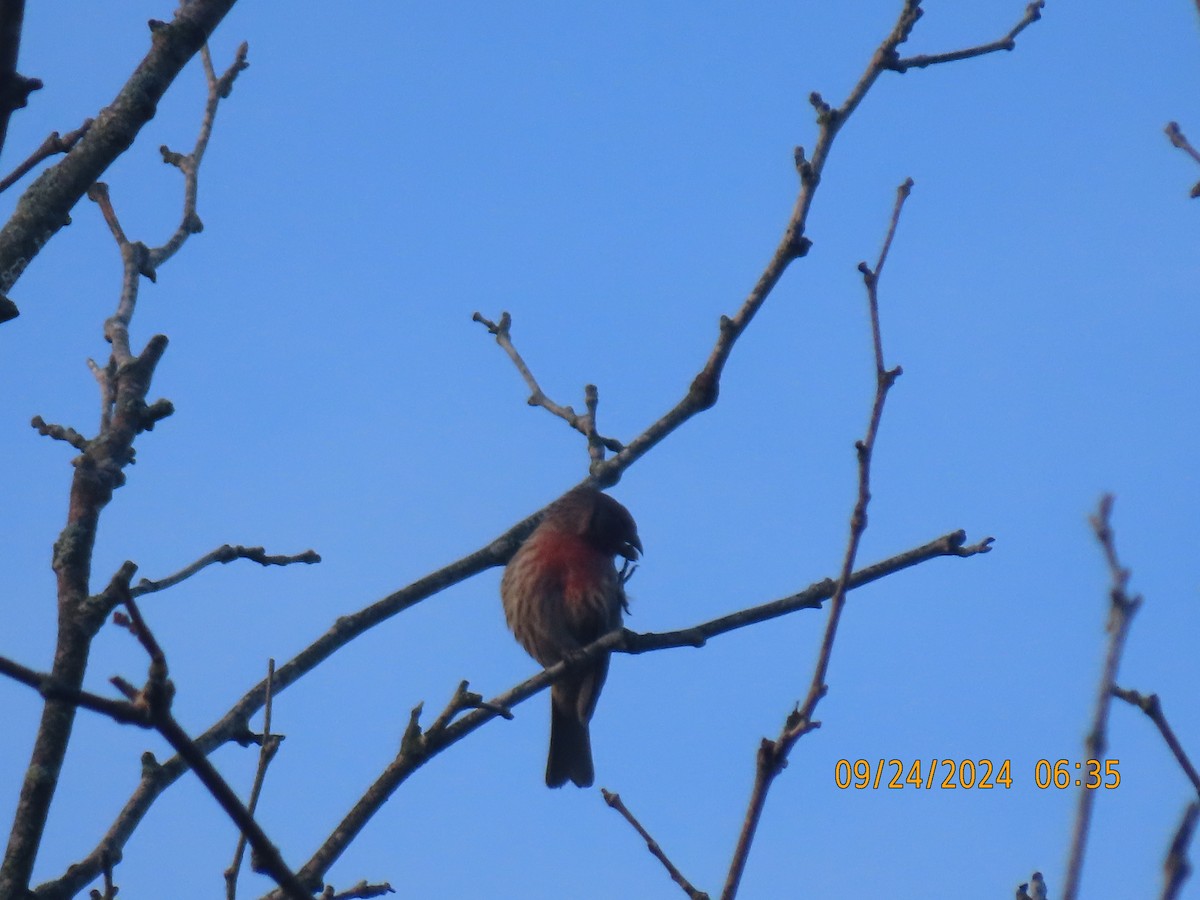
(619, 534, 643, 562)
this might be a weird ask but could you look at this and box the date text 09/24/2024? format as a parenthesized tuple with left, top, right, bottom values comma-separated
(833, 759, 1122, 791)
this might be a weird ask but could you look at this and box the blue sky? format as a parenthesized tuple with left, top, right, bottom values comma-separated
(2, 2, 1199, 898)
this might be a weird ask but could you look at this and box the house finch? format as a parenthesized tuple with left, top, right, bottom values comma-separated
(501, 487, 642, 788)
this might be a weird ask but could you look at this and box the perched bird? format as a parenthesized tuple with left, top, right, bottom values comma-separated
(501, 487, 642, 788)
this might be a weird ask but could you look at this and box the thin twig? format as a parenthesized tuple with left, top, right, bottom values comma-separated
(1112, 687, 1200, 798)
(1165, 122, 1200, 166)
(472, 311, 625, 457)
(1164, 122, 1200, 199)
(0, 118, 90, 194)
(1062, 495, 1142, 900)
(154, 714, 308, 899)
(318, 881, 396, 899)
(602, 789, 709, 900)
(152, 43, 248, 268)
(721, 178, 912, 900)
(1162, 804, 1200, 900)
(891, 1, 1044, 70)
(226, 659, 281, 900)
(29, 415, 88, 451)
(134, 545, 320, 597)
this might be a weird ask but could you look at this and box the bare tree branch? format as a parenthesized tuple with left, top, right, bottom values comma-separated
(28, 512, 986, 900)
(601, 789, 709, 900)
(1162, 804, 1200, 900)
(112, 592, 309, 900)
(721, 178, 912, 900)
(890, 1, 1044, 70)
(255, 529, 988, 898)
(152, 42, 248, 269)
(9, 2, 1030, 893)
(473, 310, 625, 462)
(133, 545, 320, 597)
(0, 118, 90, 194)
(226, 660, 283, 900)
(0, 0, 39, 168)
(317, 881, 396, 900)
(1164, 122, 1200, 198)
(87, 849, 117, 900)
(575, 0, 1043, 493)
(1062, 495, 1143, 900)
(1112, 687, 1200, 798)
(0, 40, 248, 899)
(0, 0, 241, 324)
(29, 414, 89, 451)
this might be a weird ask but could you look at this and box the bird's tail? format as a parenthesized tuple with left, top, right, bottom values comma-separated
(547, 694, 594, 788)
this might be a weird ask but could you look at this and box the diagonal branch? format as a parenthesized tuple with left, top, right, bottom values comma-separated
(1112, 687, 1200, 798)
(1164, 122, 1200, 199)
(721, 177, 913, 900)
(21, 527, 987, 898)
(0, 118, 90, 195)
(602, 790, 708, 900)
(1162, 804, 1200, 900)
(255, 528, 989, 897)
(580, 0, 1042, 490)
(29, 414, 88, 451)
(112, 592, 309, 900)
(225, 658, 283, 900)
(1062, 495, 1143, 900)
